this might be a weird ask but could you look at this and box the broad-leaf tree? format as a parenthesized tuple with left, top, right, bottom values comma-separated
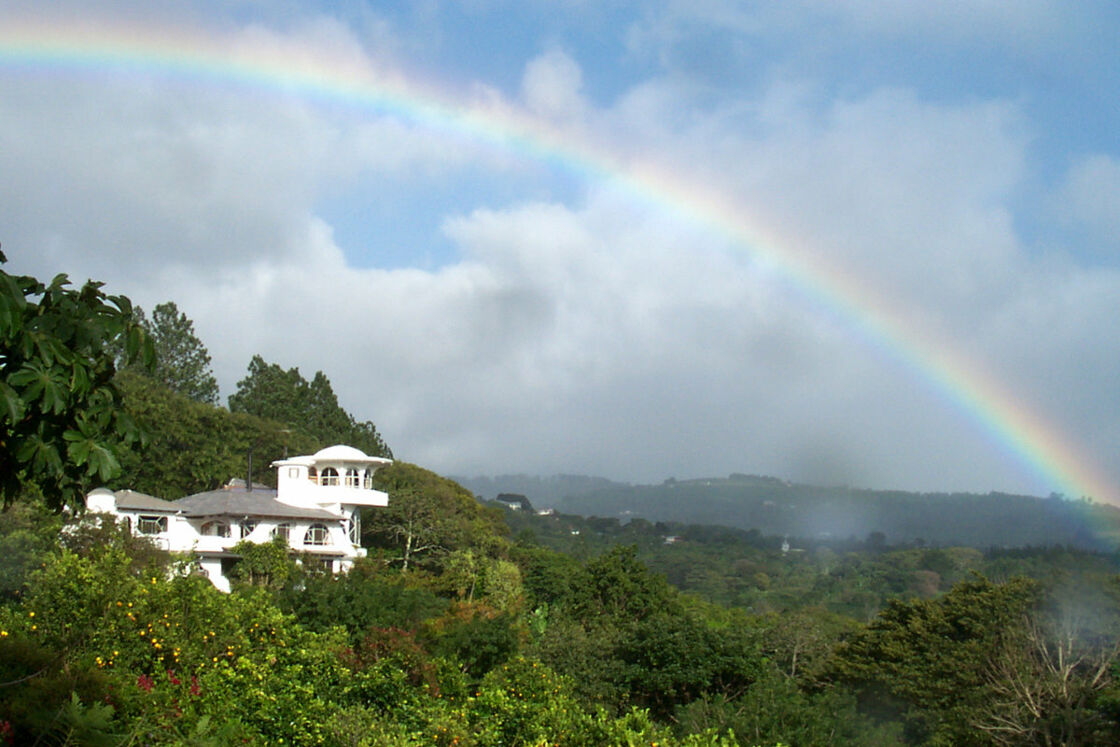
(365, 462, 508, 570)
(114, 369, 320, 498)
(0, 251, 152, 510)
(831, 574, 1041, 744)
(974, 577, 1120, 745)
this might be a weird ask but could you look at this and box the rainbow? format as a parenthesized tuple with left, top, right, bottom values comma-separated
(1, 15, 1114, 505)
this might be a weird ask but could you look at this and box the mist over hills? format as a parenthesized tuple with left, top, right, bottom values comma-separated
(456, 473, 1120, 551)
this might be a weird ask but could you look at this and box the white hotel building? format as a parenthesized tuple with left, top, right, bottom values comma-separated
(86, 444, 391, 592)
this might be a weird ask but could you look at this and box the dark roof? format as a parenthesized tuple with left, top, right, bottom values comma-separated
(175, 487, 338, 521)
(113, 490, 182, 513)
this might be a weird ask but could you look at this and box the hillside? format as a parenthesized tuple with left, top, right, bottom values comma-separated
(460, 473, 1120, 550)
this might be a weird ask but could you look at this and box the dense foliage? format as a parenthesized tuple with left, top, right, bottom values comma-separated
(229, 354, 392, 460)
(8, 488, 1119, 745)
(113, 370, 320, 498)
(0, 253, 152, 511)
(132, 301, 220, 406)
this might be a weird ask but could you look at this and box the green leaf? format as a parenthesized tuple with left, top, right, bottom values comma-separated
(0, 381, 25, 424)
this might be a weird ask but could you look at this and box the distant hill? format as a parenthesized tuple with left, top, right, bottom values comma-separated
(458, 473, 1120, 551)
(453, 474, 630, 508)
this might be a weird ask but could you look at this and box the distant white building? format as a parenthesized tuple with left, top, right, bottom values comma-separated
(86, 444, 391, 592)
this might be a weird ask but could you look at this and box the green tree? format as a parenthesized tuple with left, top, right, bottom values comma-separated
(0, 253, 152, 510)
(138, 301, 219, 405)
(972, 578, 1120, 745)
(831, 574, 1041, 744)
(114, 369, 319, 498)
(228, 355, 391, 458)
(279, 559, 447, 642)
(571, 545, 678, 622)
(228, 537, 295, 590)
(366, 462, 509, 571)
(0, 500, 62, 599)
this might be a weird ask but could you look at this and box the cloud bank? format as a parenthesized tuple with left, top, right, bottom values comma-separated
(2, 3, 1117, 501)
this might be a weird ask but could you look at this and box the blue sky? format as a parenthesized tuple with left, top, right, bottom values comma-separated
(2, 1, 1118, 502)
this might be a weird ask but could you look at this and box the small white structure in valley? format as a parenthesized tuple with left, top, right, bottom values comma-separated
(86, 445, 391, 592)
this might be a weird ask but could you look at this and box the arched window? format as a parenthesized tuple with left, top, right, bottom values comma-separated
(308, 466, 318, 484)
(201, 521, 230, 538)
(348, 510, 361, 544)
(304, 524, 331, 546)
(363, 472, 374, 489)
(271, 523, 291, 541)
(321, 467, 339, 486)
(345, 468, 360, 487)
(138, 515, 167, 535)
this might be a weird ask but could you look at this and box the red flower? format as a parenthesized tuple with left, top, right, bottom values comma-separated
(137, 674, 154, 692)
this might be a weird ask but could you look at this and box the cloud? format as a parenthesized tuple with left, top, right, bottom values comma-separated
(1053, 155, 1120, 259)
(521, 49, 588, 121)
(2, 6, 1116, 501)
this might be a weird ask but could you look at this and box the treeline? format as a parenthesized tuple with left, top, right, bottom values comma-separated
(502, 504, 1120, 618)
(4, 476, 1120, 744)
(109, 302, 391, 499)
(461, 474, 1120, 551)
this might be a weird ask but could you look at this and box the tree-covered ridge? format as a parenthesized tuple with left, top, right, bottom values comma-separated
(5, 478, 1120, 744)
(112, 370, 321, 498)
(229, 354, 392, 460)
(502, 505, 1120, 618)
(463, 473, 1120, 551)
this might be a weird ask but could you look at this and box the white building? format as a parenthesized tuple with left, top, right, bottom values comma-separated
(86, 444, 391, 592)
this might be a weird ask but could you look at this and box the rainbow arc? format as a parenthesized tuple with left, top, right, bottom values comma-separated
(1, 16, 1113, 504)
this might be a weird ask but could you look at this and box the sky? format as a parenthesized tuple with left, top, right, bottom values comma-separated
(1, 1, 1118, 502)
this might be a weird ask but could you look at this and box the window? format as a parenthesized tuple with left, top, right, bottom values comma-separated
(348, 510, 361, 544)
(271, 523, 290, 541)
(287, 467, 300, 479)
(321, 467, 339, 486)
(304, 524, 331, 546)
(363, 472, 374, 489)
(303, 557, 334, 573)
(137, 515, 167, 535)
(202, 521, 230, 538)
(308, 466, 318, 483)
(240, 521, 257, 539)
(345, 468, 360, 488)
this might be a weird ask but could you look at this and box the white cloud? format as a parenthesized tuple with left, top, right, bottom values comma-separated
(2, 7, 1116, 501)
(1054, 155, 1120, 258)
(521, 49, 588, 121)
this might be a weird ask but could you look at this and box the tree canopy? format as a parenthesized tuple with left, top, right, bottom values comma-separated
(228, 355, 391, 458)
(0, 251, 152, 510)
(114, 369, 320, 498)
(135, 301, 219, 405)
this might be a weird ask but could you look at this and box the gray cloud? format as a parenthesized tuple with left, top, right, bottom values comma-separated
(2, 12, 1116, 503)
